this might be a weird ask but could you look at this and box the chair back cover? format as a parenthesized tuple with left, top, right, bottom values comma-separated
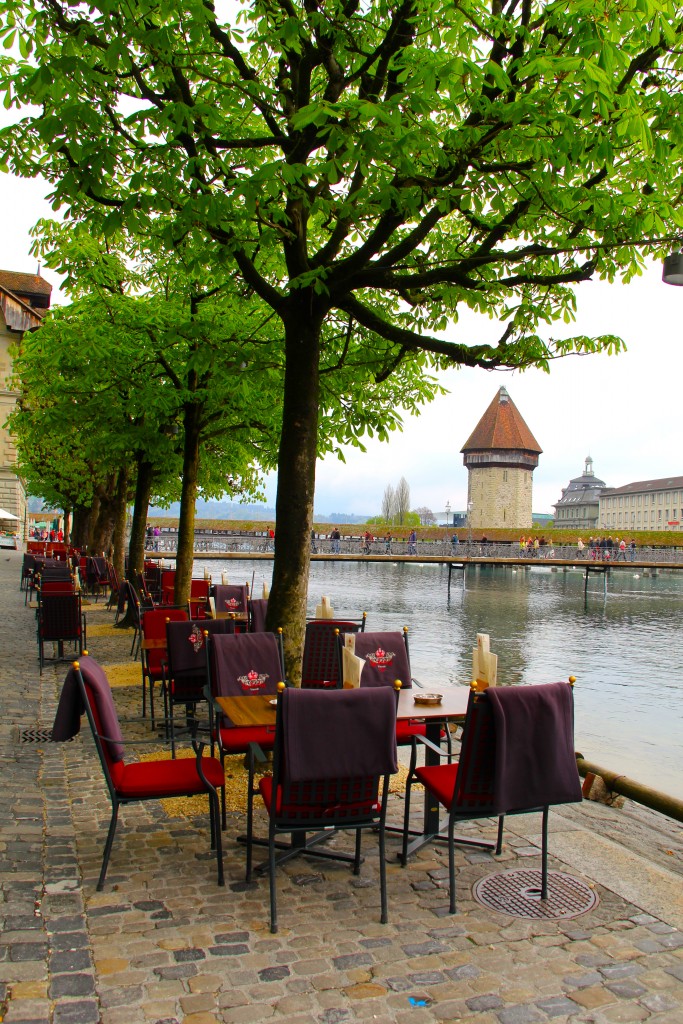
(281, 686, 398, 782)
(52, 655, 125, 764)
(248, 598, 269, 632)
(209, 632, 283, 703)
(486, 682, 582, 813)
(166, 618, 235, 680)
(302, 620, 364, 688)
(39, 593, 82, 641)
(452, 688, 498, 815)
(213, 584, 249, 619)
(353, 631, 412, 689)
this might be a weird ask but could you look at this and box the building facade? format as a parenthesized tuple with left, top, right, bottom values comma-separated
(0, 270, 52, 530)
(598, 477, 683, 532)
(553, 456, 606, 531)
(461, 387, 542, 530)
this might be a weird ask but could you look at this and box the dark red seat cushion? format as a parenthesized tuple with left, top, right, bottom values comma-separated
(415, 763, 459, 811)
(110, 756, 224, 798)
(218, 724, 275, 753)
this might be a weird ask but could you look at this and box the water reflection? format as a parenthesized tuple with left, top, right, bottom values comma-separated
(195, 558, 683, 800)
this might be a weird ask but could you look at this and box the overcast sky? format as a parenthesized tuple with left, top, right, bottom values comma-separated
(2, 169, 681, 521)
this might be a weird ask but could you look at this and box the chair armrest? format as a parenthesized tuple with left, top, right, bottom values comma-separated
(411, 676, 423, 689)
(416, 733, 450, 759)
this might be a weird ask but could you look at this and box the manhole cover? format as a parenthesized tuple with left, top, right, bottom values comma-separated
(19, 728, 72, 744)
(473, 869, 598, 919)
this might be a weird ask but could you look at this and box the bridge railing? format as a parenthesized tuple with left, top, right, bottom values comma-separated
(150, 530, 681, 563)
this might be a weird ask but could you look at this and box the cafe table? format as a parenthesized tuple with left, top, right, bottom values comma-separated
(216, 686, 494, 861)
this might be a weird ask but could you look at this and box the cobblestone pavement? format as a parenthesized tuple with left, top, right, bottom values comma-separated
(2, 550, 683, 1023)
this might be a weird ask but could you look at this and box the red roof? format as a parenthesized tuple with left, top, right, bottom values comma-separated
(461, 387, 542, 454)
(0, 270, 52, 296)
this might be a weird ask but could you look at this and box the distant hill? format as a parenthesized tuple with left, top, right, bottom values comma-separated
(148, 499, 369, 524)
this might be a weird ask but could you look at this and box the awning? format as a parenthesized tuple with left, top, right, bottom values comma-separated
(0, 508, 19, 520)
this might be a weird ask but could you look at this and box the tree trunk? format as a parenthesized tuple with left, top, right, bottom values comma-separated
(111, 465, 129, 580)
(266, 308, 322, 684)
(85, 495, 100, 553)
(174, 401, 202, 606)
(128, 456, 154, 576)
(71, 505, 90, 550)
(92, 475, 117, 555)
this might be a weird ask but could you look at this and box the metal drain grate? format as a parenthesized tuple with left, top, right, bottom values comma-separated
(473, 869, 598, 920)
(19, 728, 72, 744)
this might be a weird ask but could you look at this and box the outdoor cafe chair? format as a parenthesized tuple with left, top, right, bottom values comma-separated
(246, 682, 399, 933)
(160, 569, 176, 605)
(344, 628, 453, 758)
(106, 563, 121, 610)
(206, 630, 286, 828)
(143, 561, 162, 603)
(86, 556, 110, 601)
(37, 592, 86, 674)
(400, 680, 583, 912)
(211, 584, 249, 627)
(301, 616, 367, 689)
(20, 552, 36, 591)
(188, 578, 211, 620)
(140, 606, 188, 727)
(51, 655, 225, 890)
(162, 618, 235, 756)
(248, 598, 269, 632)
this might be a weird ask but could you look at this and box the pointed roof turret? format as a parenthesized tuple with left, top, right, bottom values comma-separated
(461, 387, 542, 455)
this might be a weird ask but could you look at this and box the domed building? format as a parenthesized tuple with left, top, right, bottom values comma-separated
(461, 387, 542, 530)
(553, 456, 607, 531)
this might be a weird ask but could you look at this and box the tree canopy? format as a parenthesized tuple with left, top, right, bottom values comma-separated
(2, 0, 683, 673)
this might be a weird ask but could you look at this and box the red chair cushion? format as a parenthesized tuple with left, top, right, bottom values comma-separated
(111, 756, 224, 799)
(218, 724, 275, 753)
(415, 763, 460, 811)
(396, 721, 427, 744)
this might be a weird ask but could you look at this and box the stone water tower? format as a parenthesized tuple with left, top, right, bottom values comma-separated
(461, 386, 542, 530)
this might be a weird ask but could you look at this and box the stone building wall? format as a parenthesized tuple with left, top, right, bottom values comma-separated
(0, 316, 26, 530)
(467, 464, 533, 530)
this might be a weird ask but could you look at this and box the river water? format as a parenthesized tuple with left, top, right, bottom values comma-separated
(195, 557, 683, 800)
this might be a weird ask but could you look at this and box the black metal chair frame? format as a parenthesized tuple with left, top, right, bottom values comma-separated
(246, 681, 400, 933)
(71, 661, 224, 890)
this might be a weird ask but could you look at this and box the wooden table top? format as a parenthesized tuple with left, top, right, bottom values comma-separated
(216, 693, 277, 727)
(216, 686, 470, 728)
(397, 687, 469, 721)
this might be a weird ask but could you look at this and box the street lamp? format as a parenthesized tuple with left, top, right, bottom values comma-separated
(445, 500, 451, 526)
(467, 501, 474, 549)
(663, 250, 683, 286)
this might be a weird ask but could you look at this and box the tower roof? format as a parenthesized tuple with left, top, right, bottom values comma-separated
(461, 387, 542, 454)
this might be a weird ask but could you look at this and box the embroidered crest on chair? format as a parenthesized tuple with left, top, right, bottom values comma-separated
(224, 598, 241, 610)
(365, 647, 394, 671)
(188, 628, 204, 653)
(238, 669, 268, 692)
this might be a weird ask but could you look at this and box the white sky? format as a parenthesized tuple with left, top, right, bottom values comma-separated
(2, 170, 681, 520)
